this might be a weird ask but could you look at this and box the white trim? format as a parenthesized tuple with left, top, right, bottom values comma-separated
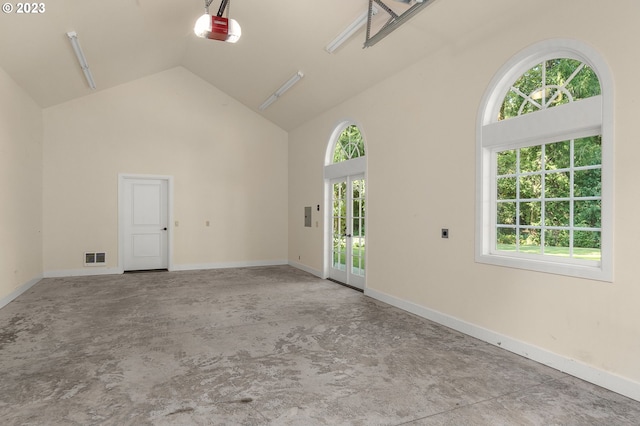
(325, 120, 354, 165)
(288, 260, 324, 278)
(324, 157, 366, 180)
(480, 39, 612, 128)
(482, 96, 602, 149)
(42, 261, 289, 277)
(0, 275, 43, 310)
(42, 261, 289, 278)
(323, 120, 368, 287)
(118, 174, 174, 272)
(172, 260, 288, 272)
(365, 287, 640, 403)
(44, 267, 123, 278)
(323, 178, 332, 280)
(476, 39, 614, 282)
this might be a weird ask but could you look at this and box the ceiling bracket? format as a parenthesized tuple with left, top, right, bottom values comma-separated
(365, 0, 437, 48)
(373, 0, 399, 20)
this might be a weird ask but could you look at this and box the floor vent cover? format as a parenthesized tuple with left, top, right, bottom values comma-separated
(85, 252, 106, 266)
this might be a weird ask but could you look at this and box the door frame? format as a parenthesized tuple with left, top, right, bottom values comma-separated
(323, 157, 367, 288)
(326, 174, 366, 289)
(118, 173, 174, 273)
(323, 120, 367, 288)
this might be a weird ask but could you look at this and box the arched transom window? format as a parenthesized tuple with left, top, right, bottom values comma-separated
(332, 124, 365, 163)
(499, 58, 601, 120)
(476, 40, 613, 282)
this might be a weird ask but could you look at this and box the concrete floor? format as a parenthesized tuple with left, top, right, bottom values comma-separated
(1, 266, 639, 425)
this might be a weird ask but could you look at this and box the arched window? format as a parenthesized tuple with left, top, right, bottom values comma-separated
(324, 122, 367, 178)
(476, 40, 613, 281)
(332, 124, 365, 163)
(324, 122, 367, 289)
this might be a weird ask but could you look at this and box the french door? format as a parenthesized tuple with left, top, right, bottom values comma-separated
(329, 174, 365, 289)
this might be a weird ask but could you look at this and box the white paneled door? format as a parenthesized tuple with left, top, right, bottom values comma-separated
(329, 174, 365, 289)
(122, 178, 169, 271)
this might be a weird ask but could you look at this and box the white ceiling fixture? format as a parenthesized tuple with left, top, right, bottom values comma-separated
(194, 0, 241, 43)
(259, 71, 304, 110)
(325, 6, 379, 54)
(66, 32, 96, 90)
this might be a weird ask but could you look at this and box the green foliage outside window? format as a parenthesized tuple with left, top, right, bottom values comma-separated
(499, 59, 601, 121)
(494, 57, 602, 261)
(496, 136, 602, 259)
(333, 125, 365, 163)
(331, 125, 367, 271)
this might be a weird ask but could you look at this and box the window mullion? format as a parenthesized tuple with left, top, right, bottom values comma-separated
(541, 144, 546, 254)
(569, 138, 575, 258)
(516, 149, 521, 251)
(563, 63, 586, 92)
(542, 61, 547, 108)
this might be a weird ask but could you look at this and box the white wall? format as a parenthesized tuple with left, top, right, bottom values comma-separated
(43, 67, 288, 274)
(288, 0, 640, 398)
(0, 66, 43, 302)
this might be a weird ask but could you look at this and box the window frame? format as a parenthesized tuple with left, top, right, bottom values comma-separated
(476, 39, 614, 282)
(324, 121, 367, 179)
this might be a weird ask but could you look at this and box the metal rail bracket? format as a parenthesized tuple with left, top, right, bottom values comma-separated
(365, 0, 437, 48)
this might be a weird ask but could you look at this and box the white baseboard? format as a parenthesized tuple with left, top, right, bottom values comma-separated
(173, 260, 288, 272)
(0, 275, 43, 310)
(288, 261, 323, 278)
(43, 261, 290, 277)
(365, 287, 640, 403)
(44, 267, 124, 278)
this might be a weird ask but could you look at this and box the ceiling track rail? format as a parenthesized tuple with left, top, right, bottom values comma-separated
(364, 0, 437, 48)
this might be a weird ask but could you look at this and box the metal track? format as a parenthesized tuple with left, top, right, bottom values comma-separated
(364, 0, 438, 48)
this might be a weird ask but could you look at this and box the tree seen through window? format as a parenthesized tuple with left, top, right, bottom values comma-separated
(495, 58, 602, 261)
(333, 125, 365, 163)
(499, 58, 601, 121)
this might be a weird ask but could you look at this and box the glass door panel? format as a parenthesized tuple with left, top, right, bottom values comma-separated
(332, 181, 347, 275)
(351, 179, 365, 279)
(329, 175, 365, 289)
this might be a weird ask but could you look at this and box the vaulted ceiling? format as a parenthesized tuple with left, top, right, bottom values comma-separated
(0, 0, 517, 130)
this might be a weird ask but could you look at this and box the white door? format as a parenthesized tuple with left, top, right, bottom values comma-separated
(122, 178, 169, 271)
(329, 174, 365, 289)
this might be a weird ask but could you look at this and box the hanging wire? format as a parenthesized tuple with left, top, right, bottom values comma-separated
(202, 0, 230, 17)
(216, 0, 229, 17)
(204, 0, 214, 14)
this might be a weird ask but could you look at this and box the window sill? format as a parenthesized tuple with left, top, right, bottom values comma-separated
(475, 252, 612, 282)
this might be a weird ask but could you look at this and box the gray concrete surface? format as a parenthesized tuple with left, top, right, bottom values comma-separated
(1, 266, 639, 425)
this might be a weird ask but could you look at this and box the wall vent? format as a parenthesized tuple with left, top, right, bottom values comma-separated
(84, 252, 106, 266)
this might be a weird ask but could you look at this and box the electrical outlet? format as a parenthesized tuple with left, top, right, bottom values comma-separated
(441, 228, 449, 239)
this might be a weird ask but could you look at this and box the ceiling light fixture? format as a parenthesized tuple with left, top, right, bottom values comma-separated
(259, 71, 304, 110)
(66, 32, 96, 90)
(194, 0, 241, 43)
(325, 6, 378, 54)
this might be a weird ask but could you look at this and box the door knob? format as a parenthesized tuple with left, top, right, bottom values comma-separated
(162, 227, 167, 231)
